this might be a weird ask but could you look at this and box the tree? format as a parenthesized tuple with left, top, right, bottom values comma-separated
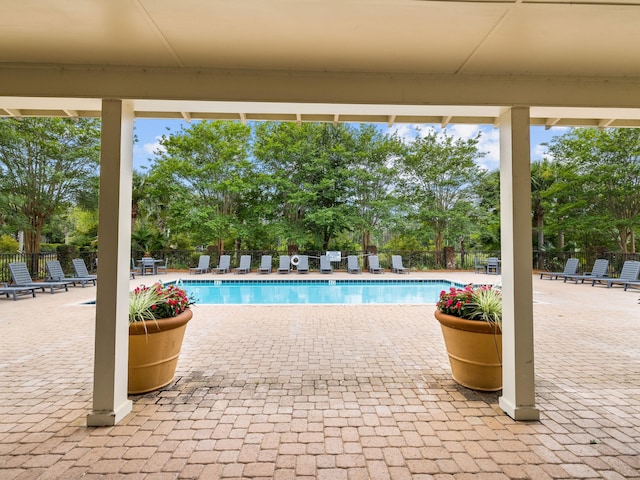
(547, 128, 640, 253)
(0, 117, 101, 261)
(398, 130, 484, 260)
(148, 121, 254, 253)
(254, 122, 361, 250)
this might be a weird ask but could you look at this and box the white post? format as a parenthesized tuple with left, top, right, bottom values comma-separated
(87, 99, 134, 426)
(498, 107, 540, 421)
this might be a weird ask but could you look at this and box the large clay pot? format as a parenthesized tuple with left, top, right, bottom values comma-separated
(128, 308, 192, 394)
(434, 309, 502, 392)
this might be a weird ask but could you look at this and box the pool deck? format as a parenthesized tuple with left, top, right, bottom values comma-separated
(1, 270, 639, 479)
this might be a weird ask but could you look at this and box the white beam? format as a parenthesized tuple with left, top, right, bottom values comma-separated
(63, 109, 78, 118)
(296, 113, 302, 126)
(6, 108, 22, 118)
(181, 111, 191, 122)
(545, 118, 561, 129)
(87, 99, 134, 427)
(387, 115, 396, 127)
(239, 112, 247, 125)
(334, 113, 339, 126)
(498, 107, 539, 421)
(598, 118, 615, 128)
(441, 115, 452, 128)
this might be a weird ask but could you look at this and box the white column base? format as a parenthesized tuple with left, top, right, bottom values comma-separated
(499, 397, 540, 421)
(87, 399, 133, 427)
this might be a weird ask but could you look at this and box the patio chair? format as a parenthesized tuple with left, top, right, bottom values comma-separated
(8, 262, 70, 294)
(156, 258, 168, 274)
(563, 259, 609, 284)
(277, 255, 291, 274)
(131, 258, 142, 278)
(46, 260, 96, 287)
(540, 257, 579, 280)
(295, 255, 309, 274)
(474, 256, 487, 274)
(190, 255, 211, 274)
(0, 282, 37, 301)
(257, 255, 272, 274)
(601, 260, 640, 288)
(319, 255, 333, 274)
(347, 255, 361, 274)
(391, 255, 409, 274)
(368, 255, 384, 274)
(212, 255, 230, 274)
(486, 257, 500, 275)
(72, 259, 98, 281)
(234, 255, 251, 274)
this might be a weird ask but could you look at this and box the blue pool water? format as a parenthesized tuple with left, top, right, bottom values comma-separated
(178, 279, 464, 305)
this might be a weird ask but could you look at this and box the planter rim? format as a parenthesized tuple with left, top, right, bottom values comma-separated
(434, 309, 501, 335)
(129, 308, 193, 336)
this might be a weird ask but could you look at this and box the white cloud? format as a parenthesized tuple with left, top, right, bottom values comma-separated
(143, 136, 166, 156)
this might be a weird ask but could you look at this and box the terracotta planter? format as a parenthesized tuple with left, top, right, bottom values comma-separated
(434, 309, 502, 392)
(128, 308, 192, 394)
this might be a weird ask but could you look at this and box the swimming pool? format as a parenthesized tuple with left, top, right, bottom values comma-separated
(178, 279, 465, 305)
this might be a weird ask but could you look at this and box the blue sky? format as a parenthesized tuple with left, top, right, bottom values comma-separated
(132, 118, 568, 171)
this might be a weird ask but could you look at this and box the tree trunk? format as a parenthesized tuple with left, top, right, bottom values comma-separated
(631, 229, 636, 254)
(24, 217, 45, 274)
(557, 231, 565, 250)
(361, 230, 371, 256)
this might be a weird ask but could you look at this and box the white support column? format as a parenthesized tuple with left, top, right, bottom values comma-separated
(498, 107, 540, 421)
(87, 99, 134, 426)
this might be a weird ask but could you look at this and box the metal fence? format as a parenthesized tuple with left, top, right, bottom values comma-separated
(3, 249, 639, 283)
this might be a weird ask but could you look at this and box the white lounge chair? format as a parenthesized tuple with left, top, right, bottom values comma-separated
(257, 255, 272, 274)
(391, 255, 409, 274)
(190, 255, 211, 274)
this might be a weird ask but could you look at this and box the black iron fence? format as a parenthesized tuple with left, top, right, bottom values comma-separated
(3, 249, 639, 283)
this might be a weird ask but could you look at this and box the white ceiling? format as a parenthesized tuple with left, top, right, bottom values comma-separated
(2, 0, 640, 126)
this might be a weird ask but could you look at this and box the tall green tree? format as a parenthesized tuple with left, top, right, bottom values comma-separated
(398, 130, 484, 257)
(149, 121, 254, 252)
(254, 122, 360, 250)
(0, 117, 101, 258)
(547, 128, 640, 253)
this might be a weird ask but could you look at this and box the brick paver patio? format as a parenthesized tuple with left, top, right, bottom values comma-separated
(1, 271, 639, 479)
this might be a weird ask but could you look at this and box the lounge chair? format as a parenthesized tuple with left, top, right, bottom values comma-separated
(0, 282, 37, 301)
(391, 255, 409, 274)
(212, 255, 230, 274)
(486, 257, 501, 275)
(623, 280, 640, 291)
(319, 255, 333, 274)
(257, 255, 272, 274)
(8, 262, 70, 294)
(540, 258, 579, 280)
(295, 255, 309, 274)
(234, 255, 251, 274)
(601, 260, 640, 288)
(72, 259, 98, 281)
(368, 255, 384, 274)
(277, 255, 291, 274)
(563, 259, 609, 284)
(190, 255, 211, 274)
(347, 255, 361, 274)
(46, 260, 96, 287)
